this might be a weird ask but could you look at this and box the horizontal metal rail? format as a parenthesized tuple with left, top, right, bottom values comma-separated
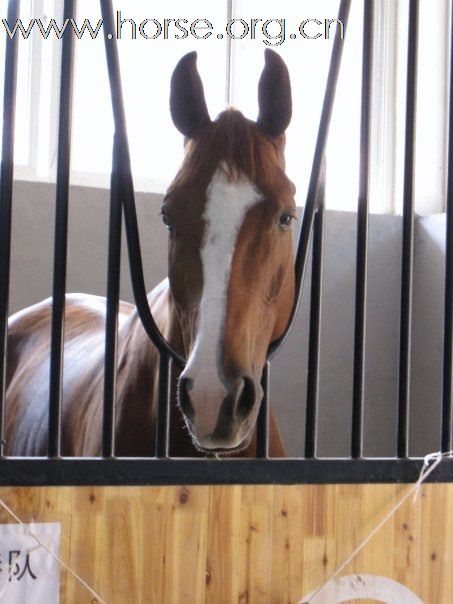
(0, 458, 451, 486)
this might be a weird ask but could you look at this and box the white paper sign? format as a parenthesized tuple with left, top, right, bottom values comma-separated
(0, 522, 60, 604)
(300, 574, 423, 604)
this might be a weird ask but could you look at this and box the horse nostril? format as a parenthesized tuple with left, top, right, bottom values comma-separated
(178, 377, 195, 420)
(236, 376, 256, 419)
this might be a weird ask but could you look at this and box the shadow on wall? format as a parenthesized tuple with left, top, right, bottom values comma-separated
(9, 181, 447, 457)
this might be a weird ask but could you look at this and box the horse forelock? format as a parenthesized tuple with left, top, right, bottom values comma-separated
(168, 109, 295, 199)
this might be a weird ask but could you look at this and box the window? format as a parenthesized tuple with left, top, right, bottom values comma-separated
(369, 0, 450, 214)
(71, 0, 229, 191)
(1, 0, 451, 213)
(0, 0, 34, 168)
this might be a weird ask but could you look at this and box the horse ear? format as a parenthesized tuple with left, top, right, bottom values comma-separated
(257, 49, 292, 138)
(170, 51, 211, 138)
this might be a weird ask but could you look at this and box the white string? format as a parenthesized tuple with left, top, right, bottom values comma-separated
(411, 449, 453, 502)
(300, 451, 453, 604)
(0, 498, 105, 604)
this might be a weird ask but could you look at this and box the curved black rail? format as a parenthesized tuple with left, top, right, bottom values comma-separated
(100, 0, 351, 367)
(99, 0, 352, 456)
(100, 1, 185, 368)
(268, 0, 352, 359)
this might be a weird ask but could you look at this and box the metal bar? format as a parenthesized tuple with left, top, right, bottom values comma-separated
(122, 167, 185, 367)
(441, 1, 453, 453)
(351, 0, 374, 459)
(48, 0, 76, 458)
(256, 362, 270, 458)
(268, 0, 351, 359)
(305, 161, 325, 459)
(225, 0, 234, 107)
(156, 354, 170, 458)
(102, 136, 123, 458)
(100, 0, 185, 368)
(0, 458, 451, 487)
(397, 0, 419, 458)
(0, 0, 20, 457)
(100, 0, 350, 370)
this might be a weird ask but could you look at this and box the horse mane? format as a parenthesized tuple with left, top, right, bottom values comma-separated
(168, 109, 295, 198)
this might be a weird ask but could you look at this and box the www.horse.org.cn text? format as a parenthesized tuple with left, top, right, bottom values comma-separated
(1, 14, 345, 46)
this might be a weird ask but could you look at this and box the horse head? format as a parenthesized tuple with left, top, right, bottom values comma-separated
(163, 49, 295, 453)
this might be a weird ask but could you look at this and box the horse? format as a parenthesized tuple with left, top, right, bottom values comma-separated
(5, 49, 296, 457)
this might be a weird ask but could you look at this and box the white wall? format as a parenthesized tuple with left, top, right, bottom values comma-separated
(9, 180, 446, 456)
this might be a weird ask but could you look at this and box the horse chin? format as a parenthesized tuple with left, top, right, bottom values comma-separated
(190, 425, 255, 457)
(194, 440, 249, 457)
(179, 398, 258, 455)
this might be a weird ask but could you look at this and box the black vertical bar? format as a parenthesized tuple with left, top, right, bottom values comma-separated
(351, 1, 374, 459)
(305, 160, 326, 459)
(256, 362, 270, 458)
(397, 0, 419, 459)
(0, 0, 20, 457)
(441, 1, 453, 453)
(48, 0, 76, 458)
(156, 353, 170, 458)
(225, 0, 234, 106)
(102, 136, 122, 458)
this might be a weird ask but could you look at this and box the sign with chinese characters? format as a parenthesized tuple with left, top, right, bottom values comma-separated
(0, 523, 60, 603)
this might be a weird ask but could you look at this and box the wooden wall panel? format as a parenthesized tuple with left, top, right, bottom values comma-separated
(0, 484, 451, 603)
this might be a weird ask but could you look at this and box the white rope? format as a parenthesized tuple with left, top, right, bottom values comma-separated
(0, 498, 105, 603)
(300, 450, 453, 604)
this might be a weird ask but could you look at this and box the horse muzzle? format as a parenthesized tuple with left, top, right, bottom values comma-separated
(177, 374, 262, 451)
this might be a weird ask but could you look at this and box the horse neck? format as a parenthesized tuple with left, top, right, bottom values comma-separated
(112, 285, 184, 455)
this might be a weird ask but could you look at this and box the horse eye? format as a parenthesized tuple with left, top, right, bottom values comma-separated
(279, 212, 294, 229)
(161, 212, 174, 231)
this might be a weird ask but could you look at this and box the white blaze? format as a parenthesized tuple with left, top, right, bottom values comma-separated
(181, 166, 261, 435)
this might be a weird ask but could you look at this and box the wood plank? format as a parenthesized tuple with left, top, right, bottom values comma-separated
(0, 484, 449, 603)
(206, 485, 242, 603)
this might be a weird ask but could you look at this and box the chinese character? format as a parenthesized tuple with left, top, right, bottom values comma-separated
(8, 550, 37, 582)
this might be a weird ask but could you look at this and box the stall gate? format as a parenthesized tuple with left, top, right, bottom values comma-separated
(0, 0, 452, 602)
